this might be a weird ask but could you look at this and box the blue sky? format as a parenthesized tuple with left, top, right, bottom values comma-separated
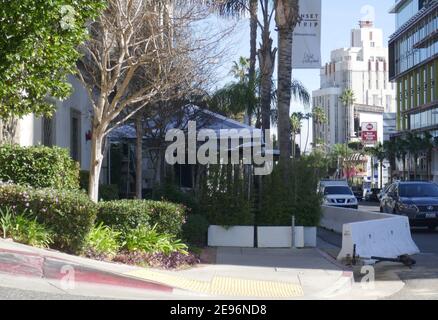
(215, 0, 397, 149)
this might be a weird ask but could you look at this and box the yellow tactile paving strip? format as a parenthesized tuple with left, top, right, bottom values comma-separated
(124, 269, 304, 298)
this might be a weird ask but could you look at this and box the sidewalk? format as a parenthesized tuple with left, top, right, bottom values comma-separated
(0, 239, 353, 300)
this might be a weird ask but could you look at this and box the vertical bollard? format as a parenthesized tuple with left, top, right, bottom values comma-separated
(291, 215, 295, 248)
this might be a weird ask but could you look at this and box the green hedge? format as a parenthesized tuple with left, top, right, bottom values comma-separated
(97, 200, 186, 237)
(152, 181, 200, 215)
(258, 159, 322, 227)
(80, 170, 119, 201)
(0, 145, 79, 190)
(182, 214, 209, 246)
(198, 165, 253, 226)
(0, 183, 97, 253)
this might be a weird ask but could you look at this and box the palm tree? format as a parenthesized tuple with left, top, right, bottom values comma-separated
(303, 112, 312, 154)
(339, 89, 356, 141)
(230, 57, 250, 82)
(312, 106, 327, 147)
(209, 63, 259, 122)
(258, 0, 277, 132)
(290, 112, 303, 158)
(275, 0, 300, 161)
(406, 132, 422, 180)
(330, 144, 354, 179)
(213, 1, 258, 125)
(366, 142, 386, 188)
(395, 137, 408, 180)
(421, 131, 434, 181)
(383, 139, 397, 183)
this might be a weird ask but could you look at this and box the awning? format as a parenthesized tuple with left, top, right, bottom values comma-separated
(345, 153, 368, 163)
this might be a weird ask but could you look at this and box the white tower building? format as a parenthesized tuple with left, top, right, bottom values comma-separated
(313, 21, 397, 148)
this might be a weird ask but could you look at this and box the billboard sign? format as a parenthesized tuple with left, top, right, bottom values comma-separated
(292, 0, 322, 69)
(361, 122, 378, 145)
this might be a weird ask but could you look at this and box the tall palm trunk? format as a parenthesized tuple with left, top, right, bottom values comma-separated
(248, 0, 258, 83)
(402, 155, 406, 180)
(277, 28, 293, 160)
(304, 117, 310, 154)
(259, 0, 276, 132)
(379, 160, 383, 189)
(247, 0, 258, 126)
(349, 104, 355, 138)
(275, 0, 299, 161)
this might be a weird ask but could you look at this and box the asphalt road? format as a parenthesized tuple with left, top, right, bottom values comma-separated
(319, 201, 438, 300)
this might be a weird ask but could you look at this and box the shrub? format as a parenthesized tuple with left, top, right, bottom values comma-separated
(0, 145, 79, 190)
(0, 207, 53, 248)
(258, 159, 322, 227)
(0, 184, 97, 253)
(152, 181, 199, 215)
(0, 206, 14, 239)
(113, 250, 199, 269)
(83, 223, 121, 258)
(124, 225, 188, 255)
(182, 214, 209, 246)
(12, 214, 53, 248)
(97, 199, 186, 236)
(98, 184, 120, 201)
(198, 164, 253, 226)
(79, 170, 119, 201)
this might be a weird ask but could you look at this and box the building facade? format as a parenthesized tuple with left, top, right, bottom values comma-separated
(15, 75, 93, 171)
(389, 0, 438, 180)
(313, 21, 397, 187)
(313, 21, 397, 148)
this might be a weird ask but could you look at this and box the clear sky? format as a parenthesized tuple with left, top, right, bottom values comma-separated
(215, 0, 397, 151)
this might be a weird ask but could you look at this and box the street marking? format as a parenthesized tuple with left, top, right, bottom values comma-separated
(124, 269, 303, 298)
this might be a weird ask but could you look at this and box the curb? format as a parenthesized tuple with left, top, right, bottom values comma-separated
(0, 248, 173, 294)
(314, 248, 354, 298)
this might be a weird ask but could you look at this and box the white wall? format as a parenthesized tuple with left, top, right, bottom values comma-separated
(16, 76, 92, 171)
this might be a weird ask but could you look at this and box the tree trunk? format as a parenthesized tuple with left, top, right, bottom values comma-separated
(349, 104, 355, 139)
(135, 115, 143, 199)
(380, 160, 383, 189)
(248, 0, 258, 84)
(277, 28, 293, 161)
(258, 12, 276, 132)
(88, 130, 105, 203)
(0, 117, 19, 145)
(414, 156, 417, 180)
(402, 156, 406, 180)
(304, 118, 310, 154)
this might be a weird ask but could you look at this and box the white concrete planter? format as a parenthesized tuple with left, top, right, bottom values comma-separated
(208, 225, 254, 247)
(293, 226, 317, 248)
(257, 227, 291, 248)
(303, 227, 317, 248)
(294, 226, 305, 248)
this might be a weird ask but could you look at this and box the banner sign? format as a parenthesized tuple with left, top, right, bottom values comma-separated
(292, 0, 322, 69)
(361, 122, 378, 145)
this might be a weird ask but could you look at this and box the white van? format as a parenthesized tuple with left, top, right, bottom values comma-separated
(319, 180, 358, 209)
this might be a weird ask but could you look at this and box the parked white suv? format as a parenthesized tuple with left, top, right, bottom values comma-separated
(319, 180, 358, 209)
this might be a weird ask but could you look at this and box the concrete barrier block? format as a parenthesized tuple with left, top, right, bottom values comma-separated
(337, 216, 420, 261)
(320, 206, 394, 234)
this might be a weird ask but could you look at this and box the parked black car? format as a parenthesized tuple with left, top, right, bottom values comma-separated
(351, 186, 363, 201)
(380, 181, 438, 230)
(365, 188, 381, 202)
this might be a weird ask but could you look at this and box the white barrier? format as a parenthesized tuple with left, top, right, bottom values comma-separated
(337, 216, 420, 261)
(321, 206, 394, 234)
